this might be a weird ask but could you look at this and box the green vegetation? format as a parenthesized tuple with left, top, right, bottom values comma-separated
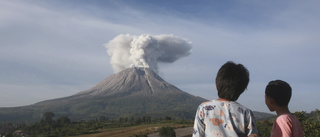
(0, 112, 193, 137)
(296, 110, 320, 136)
(158, 126, 176, 137)
(256, 110, 320, 137)
(0, 93, 205, 123)
(1, 110, 319, 137)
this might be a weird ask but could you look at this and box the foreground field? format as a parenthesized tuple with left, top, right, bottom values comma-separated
(76, 123, 192, 137)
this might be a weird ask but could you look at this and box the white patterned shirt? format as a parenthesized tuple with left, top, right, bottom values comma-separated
(192, 100, 258, 137)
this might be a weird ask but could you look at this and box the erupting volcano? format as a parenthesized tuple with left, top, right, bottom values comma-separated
(0, 34, 207, 122)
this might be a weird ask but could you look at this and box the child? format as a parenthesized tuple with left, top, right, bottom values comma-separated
(193, 61, 258, 137)
(265, 80, 303, 137)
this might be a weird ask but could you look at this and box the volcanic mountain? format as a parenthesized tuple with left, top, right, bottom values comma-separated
(0, 67, 207, 122)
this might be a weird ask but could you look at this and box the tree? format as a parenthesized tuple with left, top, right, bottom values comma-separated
(313, 109, 320, 121)
(294, 111, 307, 123)
(39, 119, 45, 125)
(303, 120, 320, 136)
(99, 116, 107, 122)
(143, 116, 146, 123)
(5, 132, 13, 137)
(56, 116, 70, 127)
(118, 117, 123, 123)
(135, 117, 142, 124)
(159, 126, 176, 137)
(146, 116, 151, 123)
(130, 117, 135, 123)
(164, 116, 172, 121)
(43, 112, 55, 124)
(294, 111, 320, 136)
(256, 120, 272, 137)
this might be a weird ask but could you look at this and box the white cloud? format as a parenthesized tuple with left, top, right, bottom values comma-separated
(0, 0, 319, 113)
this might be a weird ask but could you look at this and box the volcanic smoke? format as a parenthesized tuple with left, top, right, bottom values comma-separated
(104, 34, 192, 73)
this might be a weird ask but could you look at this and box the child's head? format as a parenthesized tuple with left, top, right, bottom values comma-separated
(265, 80, 292, 108)
(215, 61, 249, 101)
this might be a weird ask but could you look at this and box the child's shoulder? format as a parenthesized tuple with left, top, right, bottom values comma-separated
(200, 100, 251, 110)
(199, 100, 226, 107)
(230, 101, 251, 110)
(200, 100, 214, 106)
(277, 113, 299, 122)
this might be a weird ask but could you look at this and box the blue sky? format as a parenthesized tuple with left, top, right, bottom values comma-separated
(1, 0, 319, 114)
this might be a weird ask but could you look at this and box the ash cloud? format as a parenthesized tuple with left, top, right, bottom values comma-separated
(104, 34, 192, 73)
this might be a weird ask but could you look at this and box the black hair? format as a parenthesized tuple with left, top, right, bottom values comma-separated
(265, 80, 292, 106)
(216, 61, 249, 101)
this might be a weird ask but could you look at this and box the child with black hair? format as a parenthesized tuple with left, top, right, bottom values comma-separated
(193, 61, 258, 137)
(265, 80, 303, 137)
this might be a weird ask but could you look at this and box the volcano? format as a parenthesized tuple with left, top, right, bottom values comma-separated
(0, 67, 207, 122)
(77, 67, 194, 97)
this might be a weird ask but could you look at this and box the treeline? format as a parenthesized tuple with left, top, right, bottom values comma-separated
(1, 110, 319, 137)
(0, 112, 192, 137)
(257, 110, 320, 137)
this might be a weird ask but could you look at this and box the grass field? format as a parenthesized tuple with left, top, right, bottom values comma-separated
(76, 123, 193, 137)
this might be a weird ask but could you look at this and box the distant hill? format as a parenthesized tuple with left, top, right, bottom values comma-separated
(252, 111, 275, 121)
(0, 67, 274, 123)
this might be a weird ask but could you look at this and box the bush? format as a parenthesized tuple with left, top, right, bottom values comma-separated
(158, 126, 176, 137)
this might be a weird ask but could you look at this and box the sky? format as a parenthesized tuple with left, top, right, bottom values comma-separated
(1, 0, 319, 114)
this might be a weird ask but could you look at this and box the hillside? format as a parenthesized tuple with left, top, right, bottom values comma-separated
(0, 67, 274, 123)
(0, 68, 206, 123)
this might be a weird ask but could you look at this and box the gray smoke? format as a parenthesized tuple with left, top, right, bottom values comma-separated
(104, 34, 192, 73)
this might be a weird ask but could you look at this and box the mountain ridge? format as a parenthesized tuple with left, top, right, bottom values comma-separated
(0, 67, 208, 122)
(0, 67, 274, 123)
(75, 67, 182, 96)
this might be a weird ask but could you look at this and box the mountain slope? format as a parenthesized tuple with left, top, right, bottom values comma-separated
(0, 67, 274, 123)
(76, 67, 187, 96)
(0, 68, 207, 122)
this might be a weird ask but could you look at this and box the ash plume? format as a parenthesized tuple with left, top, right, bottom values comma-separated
(104, 34, 192, 73)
